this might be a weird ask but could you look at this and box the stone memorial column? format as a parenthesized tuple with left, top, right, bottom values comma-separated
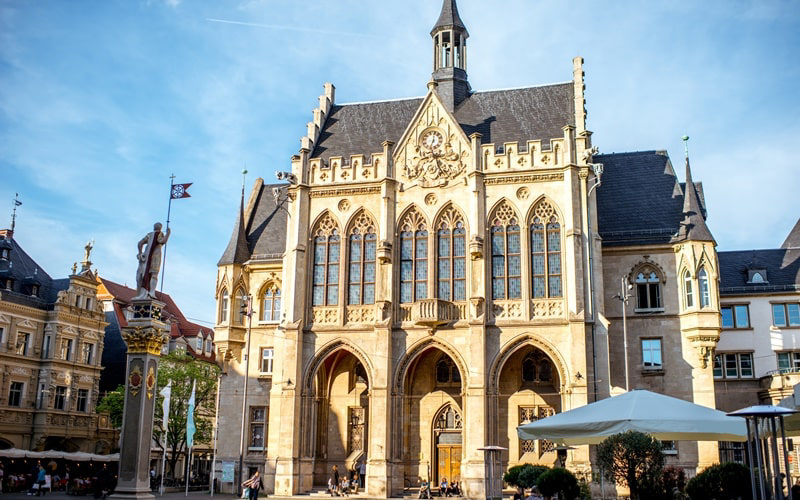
(111, 299, 168, 499)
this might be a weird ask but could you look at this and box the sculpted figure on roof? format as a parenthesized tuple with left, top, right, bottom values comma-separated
(134, 222, 171, 300)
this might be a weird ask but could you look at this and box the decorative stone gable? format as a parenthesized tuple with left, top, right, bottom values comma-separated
(394, 90, 470, 188)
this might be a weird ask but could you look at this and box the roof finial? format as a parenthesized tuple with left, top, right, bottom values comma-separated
(682, 135, 690, 159)
(10, 193, 22, 236)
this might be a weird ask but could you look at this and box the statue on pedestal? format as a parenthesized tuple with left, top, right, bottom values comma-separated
(134, 223, 170, 300)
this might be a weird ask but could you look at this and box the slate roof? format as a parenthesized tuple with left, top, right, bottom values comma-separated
(219, 181, 289, 265)
(310, 83, 575, 163)
(0, 232, 66, 308)
(432, 0, 468, 35)
(718, 248, 800, 295)
(595, 151, 709, 246)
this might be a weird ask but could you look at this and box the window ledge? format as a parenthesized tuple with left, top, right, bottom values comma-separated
(258, 373, 273, 379)
(721, 327, 753, 332)
(257, 320, 280, 326)
(662, 450, 678, 456)
(642, 368, 664, 376)
(634, 308, 664, 314)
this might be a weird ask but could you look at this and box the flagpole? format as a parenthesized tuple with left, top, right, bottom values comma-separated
(185, 445, 191, 497)
(160, 174, 176, 293)
(159, 381, 171, 497)
(210, 373, 222, 497)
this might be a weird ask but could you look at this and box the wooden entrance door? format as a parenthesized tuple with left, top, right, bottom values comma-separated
(436, 444, 462, 482)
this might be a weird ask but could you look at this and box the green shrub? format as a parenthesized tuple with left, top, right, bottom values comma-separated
(596, 431, 665, 500)
(686, 462, 751, 500)
(537, 468, 580, 500)
(503, 464, 549, 490)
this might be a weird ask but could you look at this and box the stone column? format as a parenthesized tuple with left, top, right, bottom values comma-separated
(110, 299, 168, 500)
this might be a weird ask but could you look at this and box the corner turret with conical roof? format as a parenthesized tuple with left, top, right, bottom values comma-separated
(218, 184, 251, 266)
(672, 137, 715, 244)
(431, 0, 470, 111)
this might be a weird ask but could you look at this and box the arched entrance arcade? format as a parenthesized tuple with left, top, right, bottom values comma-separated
(391, 341, 467, 493)
(300, 342, 372, 489)
(490, 336, 567, 470)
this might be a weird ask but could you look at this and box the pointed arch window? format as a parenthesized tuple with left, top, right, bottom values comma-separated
(261, 285, 281, 322)
(399, 209, 428, 303)
(698, 267, 710, 308)
(312, 214, 340, 306)
(434, 404, 463, 431)
(530, 202, 562, 298)
(348, 212, 377, 305)
(490, 202, 521, 300)
(435, 357, 461, 385)
(683, 271, 694, 308)
(634, 267, 663, 312)
(436, 207, 466, 301)
(219, 289, 229, 323)
(234, 289, 248, 325)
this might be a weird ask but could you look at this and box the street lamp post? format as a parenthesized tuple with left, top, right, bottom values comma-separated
(237, 295, 254, 496)
(614, 277, 632, 391)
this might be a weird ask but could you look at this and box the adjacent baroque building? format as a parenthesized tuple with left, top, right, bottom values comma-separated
(0, 229, 115, 453)
(214, 1, 723, 496)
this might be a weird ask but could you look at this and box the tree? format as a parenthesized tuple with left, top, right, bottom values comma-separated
(152, 351, 220, 478)
(504, 464, 549, 492)
(96, 385, 125, 429)
(596, 431, 665, 500)
(537, 467, 580, 500)
(686, 462, 751, 500)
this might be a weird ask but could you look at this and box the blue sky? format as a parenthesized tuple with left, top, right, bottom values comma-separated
(1, 0, 798, 324)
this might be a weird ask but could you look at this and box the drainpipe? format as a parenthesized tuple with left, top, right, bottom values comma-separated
(581, 147, 603, 400)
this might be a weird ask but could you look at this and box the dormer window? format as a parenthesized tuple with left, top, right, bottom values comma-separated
(748, 270, 767, 284)
(195, 335, 203, 352)
(30, 284, 39, 297)
(0, 247, 9, 260)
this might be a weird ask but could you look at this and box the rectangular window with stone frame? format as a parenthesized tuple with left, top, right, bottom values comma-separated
(16, 332, 30, 356)
(8, 381, 23, 407)
(77, 388, 89, 412)
(249, 406, 267, 451)
(641, 338, 663, 370)
(54, 386, 67, 410)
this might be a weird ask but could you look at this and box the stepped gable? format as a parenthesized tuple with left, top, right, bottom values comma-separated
(310, 83, 575, 163)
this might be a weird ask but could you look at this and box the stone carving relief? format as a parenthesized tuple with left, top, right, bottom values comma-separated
(396, 100, 470, 188)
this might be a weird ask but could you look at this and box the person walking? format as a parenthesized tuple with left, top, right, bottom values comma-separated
(243, 471, 262, 500)
(36, 464, 46, 496)
(358, 461, 365, 490)
(331, 465, 340, 497)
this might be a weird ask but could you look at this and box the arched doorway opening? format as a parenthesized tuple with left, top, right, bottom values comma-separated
(399, 346, 465, 487)
(433, 404, 462, 484)
(307, 349, 370, 487)
(496, 345, 562, 468)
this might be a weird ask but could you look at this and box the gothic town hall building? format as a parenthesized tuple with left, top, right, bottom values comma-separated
(213, 1, 722, 497)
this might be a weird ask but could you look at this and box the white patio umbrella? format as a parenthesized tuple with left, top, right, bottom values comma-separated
(517, 389, 747, 445)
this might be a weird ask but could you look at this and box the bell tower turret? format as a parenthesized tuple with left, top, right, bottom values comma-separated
(431, 0, 470, 111)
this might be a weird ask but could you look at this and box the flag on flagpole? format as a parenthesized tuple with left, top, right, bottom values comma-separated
(160, 380, 172, 432)
(186, 379, 196, 448)
(14, 199, 22, 206)
(170, 183, 193, 199)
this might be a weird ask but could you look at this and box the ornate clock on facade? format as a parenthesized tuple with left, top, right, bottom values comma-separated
(421, 129, 444, 151)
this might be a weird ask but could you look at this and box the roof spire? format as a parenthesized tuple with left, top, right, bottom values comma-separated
(218, 170, 252, 266)
(672, 135, 715, 243)
(431, 0, 470, 111)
